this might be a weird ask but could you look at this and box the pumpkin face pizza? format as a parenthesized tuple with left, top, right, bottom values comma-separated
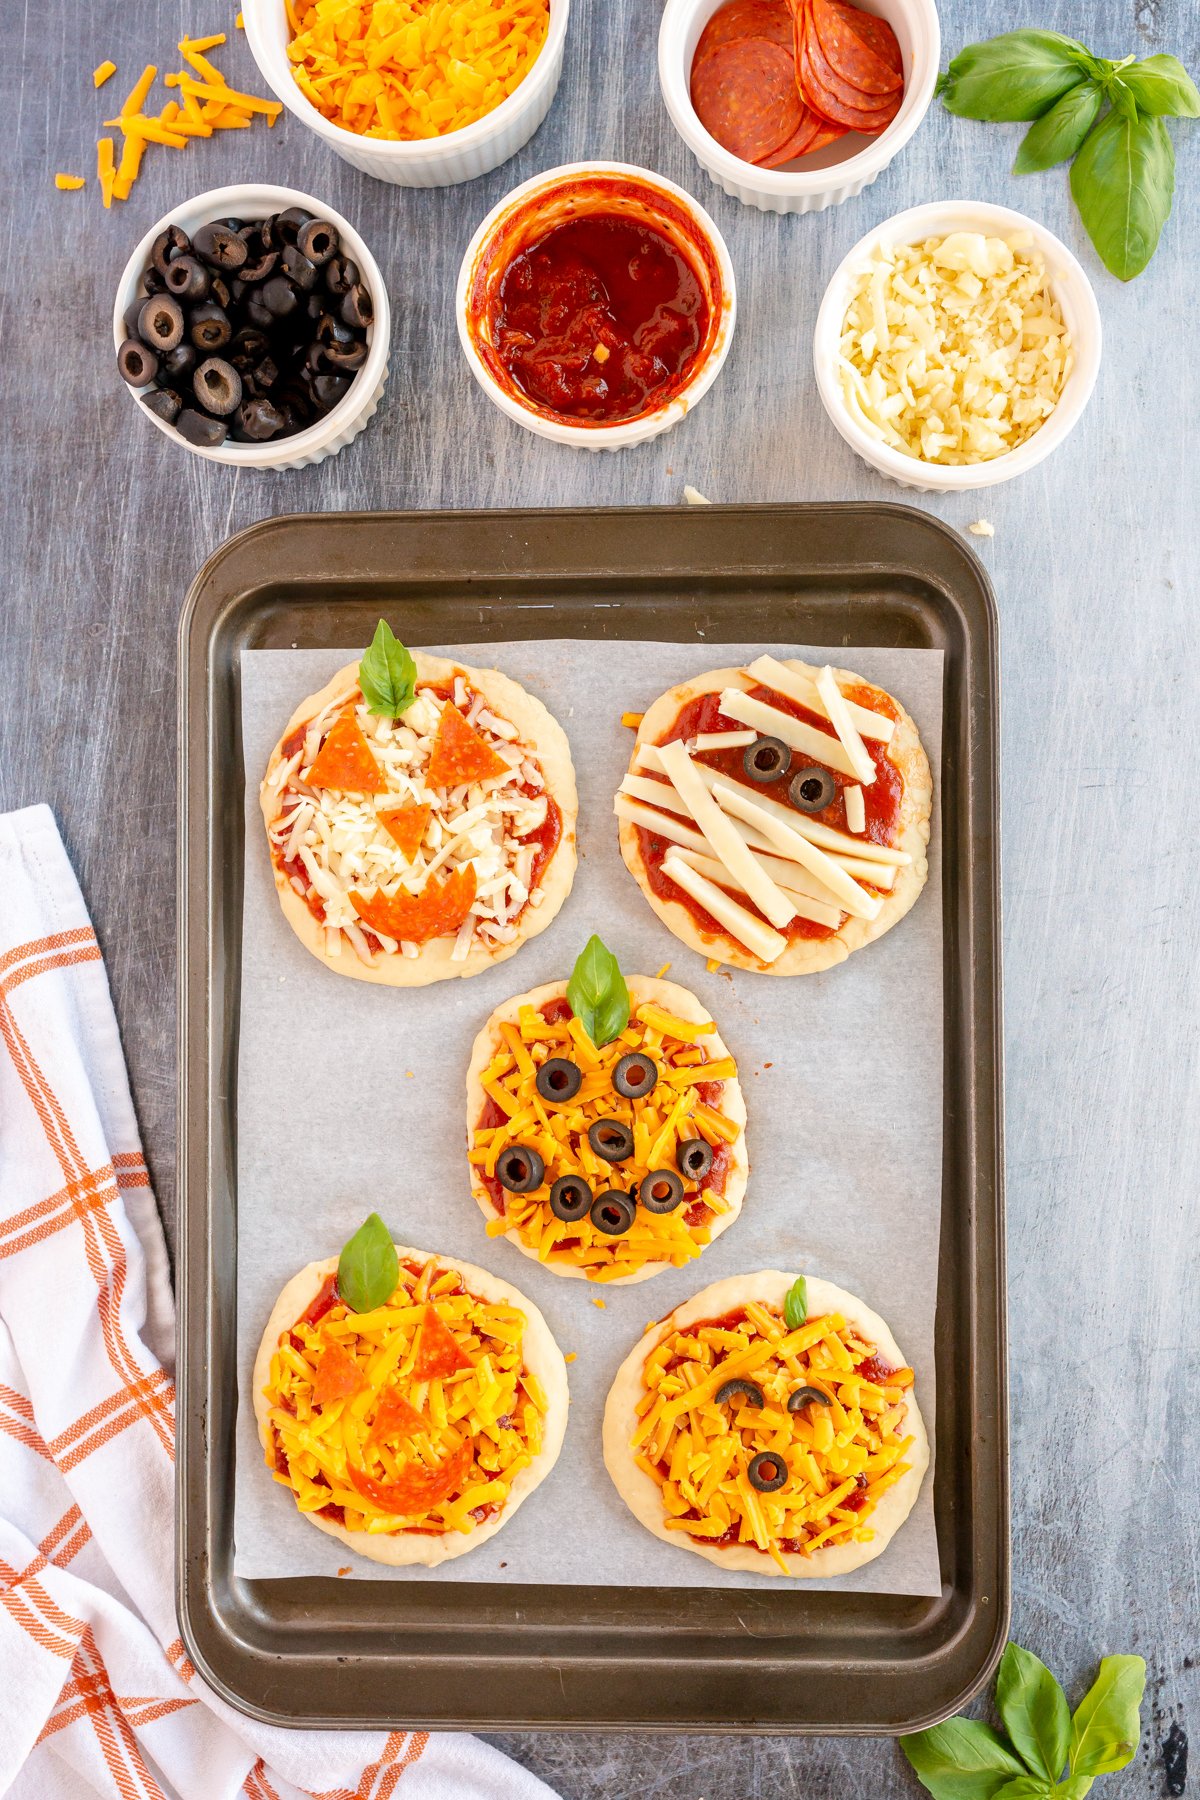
(615, 653, 931, 975)
(603, 1270, 928, 1577)
(465, 938, 747, 1285)
(253, 1221, 569, 1567)
(261, 622, 578, 986)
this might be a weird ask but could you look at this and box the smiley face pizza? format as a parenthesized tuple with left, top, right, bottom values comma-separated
(253, 1218, 569, 1567)
(261, 621, 577, 986)
(615, 653, 931, 975)
(465, 937, 747, 1285)
(603, 1270, 928, 1577)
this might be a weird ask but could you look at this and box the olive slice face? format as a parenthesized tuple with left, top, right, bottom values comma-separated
(590, 1190, 635, 1236)
(714, 1378, 765, 1408)
(549, 1174, 591, 1223)
(496, 1144, 545, 1194)
(640, 1169, 685, 1214)
(676, 1137, 714, 1182)
(787, 1384, 833, 1413)
(612, 1051, 658, 1100)
(535, 1057, 583, 1103)
(743, 735, 791, 783)
(747, 1450, 788, 1493)
(789, 766, 838, 814)
(588, 1119, 634, 1163)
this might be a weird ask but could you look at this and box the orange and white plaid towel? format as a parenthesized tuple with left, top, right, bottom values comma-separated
(0, 806, 560, 1800)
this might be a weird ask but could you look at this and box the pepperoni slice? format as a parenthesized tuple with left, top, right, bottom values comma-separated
(413, 1304, 474, 1381)
(310, 1341, 365, 1408)
(827, 0, 902, 76)
(379, 801, 432, 862)
(802, 5, 901, 118)
(690, 37, 806, 164)
(349, 864, 477, 946)
(755, 102, 840, 166)
(426, 702, 508, 789)
(811, 0, 901, 95)
(799, 22, 900, 130)
(305, 711, 387, 795)
(369, 1386, 428, 1444)
(694, 0, 794, 62)
(347, 1436, 473, 1518)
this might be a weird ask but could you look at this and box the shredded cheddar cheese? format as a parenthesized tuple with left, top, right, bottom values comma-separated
(55, 173, 85, 190)
(93, 61, 117, 88)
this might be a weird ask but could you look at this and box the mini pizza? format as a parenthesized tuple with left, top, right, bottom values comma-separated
(465, 937, 747, 1285)
(603, 1269, 928, 1577)
(253, 1225, 569, 1567)
(261, 622, 578, 986)
(615, 653, 932, 975)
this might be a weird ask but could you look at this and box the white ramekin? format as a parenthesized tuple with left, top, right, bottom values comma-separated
(455, 161, 737, 452)
(112, 183, 389, 471)
(659, 0, 939, 215)
(242, 0, 569, 187)
(812, 199, 1102, 492)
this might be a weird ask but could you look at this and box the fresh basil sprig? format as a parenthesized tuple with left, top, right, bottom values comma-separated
(566, 935, 630, 1047)
(337, 1212, 399, 1314)
(901, 1643, 1146, 1798)
(1069, 111, 1175, 283)
(359, 619, 417, 718)
(937, 31, 1090, 120)
(783, 1277, 807, 1330)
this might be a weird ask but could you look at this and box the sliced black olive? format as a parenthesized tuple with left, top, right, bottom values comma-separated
(274, 205, 315, 244)
(324, 254, 359, 297)
(535, 1057, 582, 1103)
(496, 1144, 545, 1194)
(244, 297, 274, 332)
(715, 1378, 765, 1408)
(208, 274, 232, 311)
(175, 407, 228, 447)
(613, 1052, 658, 1100)
(143, 265, 167, 294)
(151, 223, 189, 276)
(788, 767, 837, 814)
(322, 338, 368, 373)
(588, 1119, 634, 1164)
(141, 387, 181, 425)
(281, 243, 320, 291)
(590, 1190, 635, 1236)
(192, 221, 249, 272)
(312, 373, 352, 410)
(193, 357, 243, 418)
(787, 1384, 833, 1413)
(549, 1174, 591, 1223)
(747, 1450, 788, 1493)
(229, 327, 271, 368)
(164, 255, 211, 304)
(188, 302, 232, 352)
(743, 736, 791, 783)
(340, 282, 373, 329)
(676, 1137, 714, 1181)
(298, 218, 339, 265)
(239, 248, 279, 284)
(123, 298, 148, 339)
(161, 342, 198, 384)
(116, 338, 159, 386)
(317, 311, 355, 347)
(260, 275, 300, 319)
(137, 294, 184, 353)
(639, 1169, 685, 1214)
(237, 395, 286, 441)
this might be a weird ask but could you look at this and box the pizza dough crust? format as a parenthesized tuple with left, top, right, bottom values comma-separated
(602, 1270, 929, 1578)
(260, 652, 578, 987)
(253, 1244, 570, 1568)
(617, 659, 932, 976)
(464, 975, 749, 1285)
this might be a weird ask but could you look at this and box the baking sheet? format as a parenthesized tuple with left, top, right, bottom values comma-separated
(233, 638, 943, 1596)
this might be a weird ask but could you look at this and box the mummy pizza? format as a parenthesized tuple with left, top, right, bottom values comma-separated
(261, 622, 578, 985)
(604, 1270, 928, 1577)
(465, 937, 747, 1285)
(616, 653, 932, 975)
(254, 1217, 569, 1567)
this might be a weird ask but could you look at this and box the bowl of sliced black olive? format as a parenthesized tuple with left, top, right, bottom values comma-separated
(112, 183, 389, 468)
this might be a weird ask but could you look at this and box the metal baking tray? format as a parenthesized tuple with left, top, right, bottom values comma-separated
(177, 504, 1006, 1733)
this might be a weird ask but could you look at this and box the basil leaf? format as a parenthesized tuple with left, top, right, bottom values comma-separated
(995, 1644, 1072, 1784)
(337, 1212, 399, 1314)
(1050, 1780, 1094, 1797)
(1068, 1655, 1146, 1776)
(1013, 83, 1103, 172)
(901, 1718, 1028, 1799)
(1117, 54, 1200, 118)
(939, 31, 1090, 122)
(566, 935, 630, 1047)
(1107, 79, 1139, 123)
(992, 1781, 1055, 1799)
(359, 619, 417, 718)
(1070, 109, 1175, 280)
(783, 1277, 807, 1330)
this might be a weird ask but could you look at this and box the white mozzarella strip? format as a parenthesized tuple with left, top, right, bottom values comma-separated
(743, 655, 895, 743)
(711, 782, 882, 922)
(619, 772, 693, 817)
(658, 740, 796, 931)
(672, 848, 843, 930)
(717, 689, 860, 780)
(815, 666, 876, 786)
(617, 793, 850, 911)
(827, 854, 896, 889)
(844, 783, 866, 834)
(613, 795, 711, 857)
(660, 853, 787, 964)
(693, 729, 757, 751)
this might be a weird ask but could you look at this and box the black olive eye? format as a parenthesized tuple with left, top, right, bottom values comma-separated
(549, 1175, 591, 1222)
(612, 1052, 658, 1100)
(639, 1169, 684, 1214)
(789, 767, 838, 814)
(587, 1119, 635, 1163)
(496, 1144, 545, 1194)
(747, 1450, 789, 1493)
(676, 1137, 714, 1182)
(715, 1378, 764, 1408)
(590, 1190, 635, 1236)
(535, 1057, 582, 1103)
(743, 736, 791, 783)
(787, 1385, 833, 1413)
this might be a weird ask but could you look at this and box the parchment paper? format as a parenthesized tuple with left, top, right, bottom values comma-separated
(233, 639, 943, 1595)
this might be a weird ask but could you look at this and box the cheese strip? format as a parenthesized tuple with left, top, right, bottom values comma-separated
(834, 854, 895, 888)
(744, 655, 895, 743)
(660, 853, 787, 963)
(718, 690, 859, 780)
(815, 666, 876, 785)
(693, 730, 757, 751)
(620, 772, 691, 818)
(615, 792, 713, 859)
(658, 740, 796, 931)
(844, 784, 866, 834)
(711, 784, 882, 921)
(671, 848, 842, 930)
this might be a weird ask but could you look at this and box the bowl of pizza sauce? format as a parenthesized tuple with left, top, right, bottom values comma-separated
(456, 161, 737, 450)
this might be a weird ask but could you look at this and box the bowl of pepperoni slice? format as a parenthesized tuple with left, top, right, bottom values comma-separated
(659, 0, 940, 214)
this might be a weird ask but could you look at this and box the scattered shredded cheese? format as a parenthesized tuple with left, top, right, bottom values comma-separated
(93, 61, 117, 87)
(55, 173, 85, 190)
(968, 518, 995, 537)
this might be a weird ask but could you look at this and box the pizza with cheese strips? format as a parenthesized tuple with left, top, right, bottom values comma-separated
(261, 641, 577, 986)
(253, 1243, 569, 1567)
(615, 654, 932, 975)
(465, 973, 747, 1285)
(603, 1270, 929, 1577)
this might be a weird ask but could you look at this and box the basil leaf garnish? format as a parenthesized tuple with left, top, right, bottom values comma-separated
(337, 1212, 399, 1314)
(938, 30, 1090, 121)
(566, 935, 630, 1047)
(990, 1780, 1057, 1799)
(995, 1643, 1071, 1786)
(1068, 1656, 1146, 1777)
(900, 1717, 1027, 1798)
(783, 1277, 807, 1331)
(1116, 54, 1200, 118)
(1069, 110, 1175, 281)
(359, 619, 417, 718)
(1013, 82, 1102, 174)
